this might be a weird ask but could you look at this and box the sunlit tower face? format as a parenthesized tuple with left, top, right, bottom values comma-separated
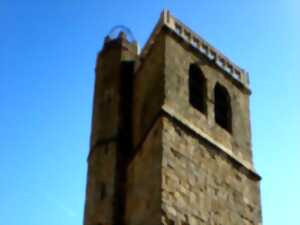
(83, 10, 262, 225)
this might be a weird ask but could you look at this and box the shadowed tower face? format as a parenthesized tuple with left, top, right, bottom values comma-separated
(83, 10, 262, 225)
(83, 31, 138, 225)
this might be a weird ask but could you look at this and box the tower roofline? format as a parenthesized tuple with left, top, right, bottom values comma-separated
(137, 9, 250, 91)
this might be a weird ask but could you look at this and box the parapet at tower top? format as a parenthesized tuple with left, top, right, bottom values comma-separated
(104, 9, 250, 88)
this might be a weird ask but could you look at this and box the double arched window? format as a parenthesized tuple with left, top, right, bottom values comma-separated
(188, 64, 232, 133)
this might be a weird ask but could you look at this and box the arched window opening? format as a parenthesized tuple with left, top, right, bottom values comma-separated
(214, 83, 232, 133)
(189, 64, 207, 114)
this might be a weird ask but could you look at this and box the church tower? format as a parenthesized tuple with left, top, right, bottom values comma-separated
(83, 10, 262, 225)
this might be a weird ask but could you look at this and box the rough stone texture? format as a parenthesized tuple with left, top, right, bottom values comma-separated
(125, 118, 162, 225)
(83, 36, 138, 225)
(125, 33, 165, 225)
(84, 143, 117, 225)
(83, 13, 262, 225)
(90, 37, 138, 145)
(132, 32, 165, 148)
(161, 117, 262, 225)
(164, 30, 253, 164)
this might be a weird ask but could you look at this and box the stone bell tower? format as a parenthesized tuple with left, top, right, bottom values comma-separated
(83, 10, 262, 225)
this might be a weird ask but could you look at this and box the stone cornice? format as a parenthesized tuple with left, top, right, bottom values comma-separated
(162, 104, 261, 181)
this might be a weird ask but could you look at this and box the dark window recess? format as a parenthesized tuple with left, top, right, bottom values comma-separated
(120, 61, 134, 158)
(214, 83, 232, 133)
(189, 64, 207, 114)
(99, 182, 106, 200)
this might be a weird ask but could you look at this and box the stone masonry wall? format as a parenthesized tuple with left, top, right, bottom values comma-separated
(125, 118, 163, 225)
(132, 33, 165, 148)
(84, 24, 262, 225)
(125, 31, 166, 225)
(84, 143, 117, 225)
(161, 117, 262, 225)
(91, 44, 122, 146)
(164, 30, 253, 164)
(84, 37, 138, 225)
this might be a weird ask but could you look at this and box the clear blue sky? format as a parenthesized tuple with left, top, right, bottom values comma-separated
(0, 1, 299, 225)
